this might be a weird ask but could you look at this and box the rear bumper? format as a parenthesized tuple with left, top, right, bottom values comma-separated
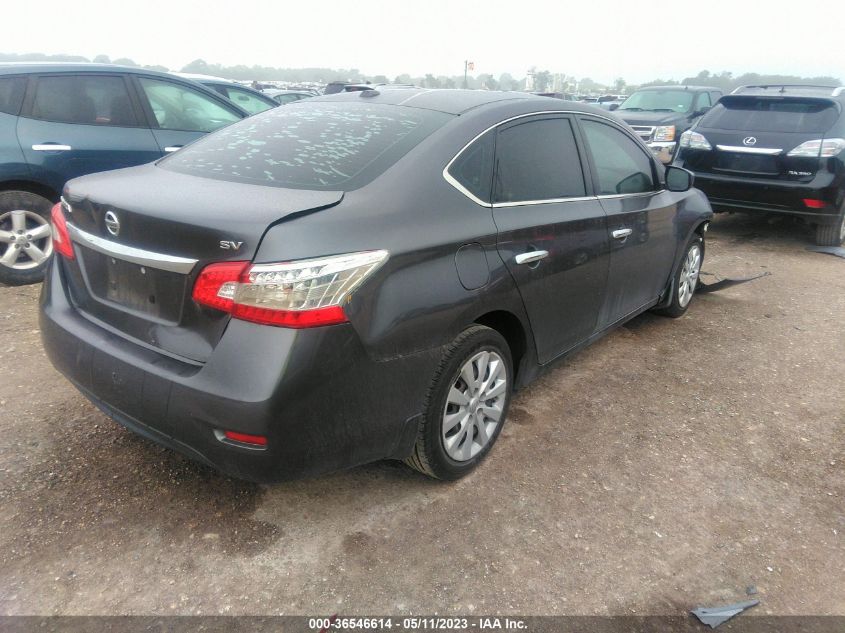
(679, 167, 843, 223)
(39, 259, 436, 482)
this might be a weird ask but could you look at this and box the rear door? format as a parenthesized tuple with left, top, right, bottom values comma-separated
(16, 73, 161, 193)
(577, 115, 678, 325)
(131, 75, 244, 154)
(492, 114, 610, 363)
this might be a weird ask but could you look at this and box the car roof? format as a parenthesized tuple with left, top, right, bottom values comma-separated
(172, 72, 236, 84)
(307, 88, 597, 115)
(633, 85, 720, 92)
(731, 84, 845, 99)
(0, 62, 182, 77)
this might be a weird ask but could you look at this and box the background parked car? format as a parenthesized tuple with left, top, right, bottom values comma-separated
(263, 89, 316, 105)
(0, 63, 249, 285)
(674, 84, 845, 246)
(174, 73, 278, 114)
(615, 85, 723, 163)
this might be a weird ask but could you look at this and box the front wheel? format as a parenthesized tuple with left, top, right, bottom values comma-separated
(405, 325, 513, 480)
(0, 191, 55, 286)
(655, 234, 703, 318)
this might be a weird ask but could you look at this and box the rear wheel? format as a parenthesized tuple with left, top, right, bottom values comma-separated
(0, 191, 55, 286)
(655, 234, 703, 318)
(405, 325, 512, 480)
(814, 209, 845, 246)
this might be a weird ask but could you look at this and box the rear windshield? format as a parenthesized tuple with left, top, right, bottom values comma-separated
(700, 97, 840, 133)
(160, 102, 452, 190)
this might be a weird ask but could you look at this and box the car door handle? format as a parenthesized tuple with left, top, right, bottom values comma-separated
(164, 146, 183, 153)
(32, 144, 72, 151)
(515, 250, 549, 265)
(612, 228, 633, 239)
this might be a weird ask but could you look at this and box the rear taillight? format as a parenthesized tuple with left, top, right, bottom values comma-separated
(51, 200, 74, 260)
(679, 130, 712, 151)
(192, 250, 388, 328)
(787, 138, 845, 158)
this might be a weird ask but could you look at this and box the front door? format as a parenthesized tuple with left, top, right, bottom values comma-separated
(578, 116, 680, 326)
(17, 73, 161, 193)
(492, 115, 610, 364)
(132, 76, 243, 154)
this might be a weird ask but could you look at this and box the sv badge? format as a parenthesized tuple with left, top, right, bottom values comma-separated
(220, 240, 244, 251)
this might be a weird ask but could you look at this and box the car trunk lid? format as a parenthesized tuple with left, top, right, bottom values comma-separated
(61, 164, 343, 363)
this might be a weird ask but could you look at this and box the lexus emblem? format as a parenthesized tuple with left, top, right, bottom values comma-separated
(104, 211, 120, 237)
(743, 136, 758, 146)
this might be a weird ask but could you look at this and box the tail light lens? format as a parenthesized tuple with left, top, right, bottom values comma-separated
(787, 138, 845, 158)
(192, 250, 389, 328)
(679, 130, 712, 151)
(51, 200, 74, 260)
(803, 199, 828, 209)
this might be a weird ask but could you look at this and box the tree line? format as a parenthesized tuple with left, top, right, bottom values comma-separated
(0, 53, 839, 94)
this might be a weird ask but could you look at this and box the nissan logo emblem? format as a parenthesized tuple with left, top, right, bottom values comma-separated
(104, 211, 121, 237)
(743, 136, 758, 146)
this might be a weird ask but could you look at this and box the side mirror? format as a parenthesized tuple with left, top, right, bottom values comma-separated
(609, 103, 619, 111)
(694, 105, 711, 117)
(665, 165, 694, 192)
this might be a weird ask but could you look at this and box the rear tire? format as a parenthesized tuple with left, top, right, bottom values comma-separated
(0, 191, 55, 286)
(814, 209, 845, 247)
(405, 325, 512, 480)
(655, 234, 703, 319)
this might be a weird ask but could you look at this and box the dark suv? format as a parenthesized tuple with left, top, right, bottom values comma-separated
(674, 85, 845, 245)
(616, 86, 723, 164)
(0, 64, 249, 285)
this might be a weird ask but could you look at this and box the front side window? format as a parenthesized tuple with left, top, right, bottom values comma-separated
(137, 77, 241, 132)
(31, 75, 138, 126)
(224, 87, 275, 115)
(447, 129, 494, 203)
(161, 102, 452, 190)
(581, 119, 655, 195)
(0, 76, 27, 116)
(619, 90, 695, 113)
(697, 92, 712, 110)
(493, 118, 586, 203)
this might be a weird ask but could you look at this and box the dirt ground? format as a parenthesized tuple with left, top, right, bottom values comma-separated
(0, 212, 843, 616)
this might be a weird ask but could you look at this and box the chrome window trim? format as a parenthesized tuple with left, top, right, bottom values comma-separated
(442, 109, 666, 208)
(67, 223, 198, 274)
(716, 145, 783, 155)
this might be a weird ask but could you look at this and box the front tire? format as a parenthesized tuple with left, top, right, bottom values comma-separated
(405, 325, 513, 480)
(655, 234, 703, 318)
(0, 191, 55, 286)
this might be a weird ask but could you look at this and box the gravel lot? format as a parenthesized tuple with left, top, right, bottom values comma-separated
(0, 212, 843, 616)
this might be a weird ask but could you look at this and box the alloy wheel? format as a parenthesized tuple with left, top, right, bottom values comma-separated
(678, 243, 701, 308)
(441, 350, 508, 462)
(0, 210, 53, 271)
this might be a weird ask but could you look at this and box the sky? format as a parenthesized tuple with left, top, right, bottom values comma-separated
(4, 0, 844, 84)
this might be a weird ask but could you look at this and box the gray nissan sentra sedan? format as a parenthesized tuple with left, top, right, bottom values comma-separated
(40, 89, 713, 481)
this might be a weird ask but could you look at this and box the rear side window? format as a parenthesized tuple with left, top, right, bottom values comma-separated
(493, 118, 586, 203)
(581, 119, 655, 195)
(701, 97, 839, 133)
(448, 130, 494, 203)
(137, 77, 241, 133)
(161, 102, 452, 190)
(31, 75, 139, 126)
(0, 76, 26, 115)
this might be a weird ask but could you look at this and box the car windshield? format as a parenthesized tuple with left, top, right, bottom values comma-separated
(160, 102, 452, 190)
(699, 97, 839, 133)
(619, 90, 695, 113)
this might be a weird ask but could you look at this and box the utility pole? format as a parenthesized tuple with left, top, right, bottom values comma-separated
(463, 60, 474, 89)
